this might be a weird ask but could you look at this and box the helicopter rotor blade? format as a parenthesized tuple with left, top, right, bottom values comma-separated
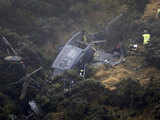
(76, 40, 88, 45)
(2, 36, 18, 56)
(89, 40, 106, 45)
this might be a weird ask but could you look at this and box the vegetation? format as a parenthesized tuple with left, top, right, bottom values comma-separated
(0, 0, 160, 120)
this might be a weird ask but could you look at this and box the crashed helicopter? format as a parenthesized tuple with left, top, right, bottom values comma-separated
(51, 13, 126, 77)
(51, 33, 125, 77)
(51, 31, 100, 76)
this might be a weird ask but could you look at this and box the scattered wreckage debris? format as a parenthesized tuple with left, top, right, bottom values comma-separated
(20, 101, 43, 120)
(8, 67, 42, 100)
(1, 13, 127, 101)
(93, 50, 125, 67)
(4, 56, 22, 62)
(0, 35, 43, 100)
(2, 36, 18, 56)
(1, 35, 25, 65)
(20, 66, 42, 100)
(0, 35, 45, 119)
(29, 100, 42, 116)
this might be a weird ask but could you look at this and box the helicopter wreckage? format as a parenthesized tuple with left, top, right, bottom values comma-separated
(51, 13, 126, 77)
(51, 31, 125, 77)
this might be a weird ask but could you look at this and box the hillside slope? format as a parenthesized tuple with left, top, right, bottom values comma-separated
(94, 53, 160, 90)
(142, 0, 160, 19)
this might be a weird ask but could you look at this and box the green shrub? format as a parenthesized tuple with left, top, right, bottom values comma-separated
(110, 78, 145, 109)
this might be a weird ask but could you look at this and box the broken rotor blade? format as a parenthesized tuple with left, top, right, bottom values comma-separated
(25, 67, 43, 78)
(19, 67, 42, 100)
(2, 36, 10, 46)
(2, 36, 18, 56)
(89, 40, 106, 44)
(10, 66, 43, 86)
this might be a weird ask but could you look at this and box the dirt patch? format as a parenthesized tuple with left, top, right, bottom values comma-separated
(94, 63, 135, 90)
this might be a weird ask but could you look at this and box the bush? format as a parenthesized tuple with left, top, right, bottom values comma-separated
(121, 0, 149, 12)
(110, 78, 146, 109)
(144, 20, 160, 68)
(0, 93, 17, 119)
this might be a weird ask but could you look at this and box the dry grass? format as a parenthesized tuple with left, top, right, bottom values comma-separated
(94, 54, 160, 90)
(94, 63, 135, 90)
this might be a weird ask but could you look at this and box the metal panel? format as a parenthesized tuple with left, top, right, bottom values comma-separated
(52, 45, 83, 70)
